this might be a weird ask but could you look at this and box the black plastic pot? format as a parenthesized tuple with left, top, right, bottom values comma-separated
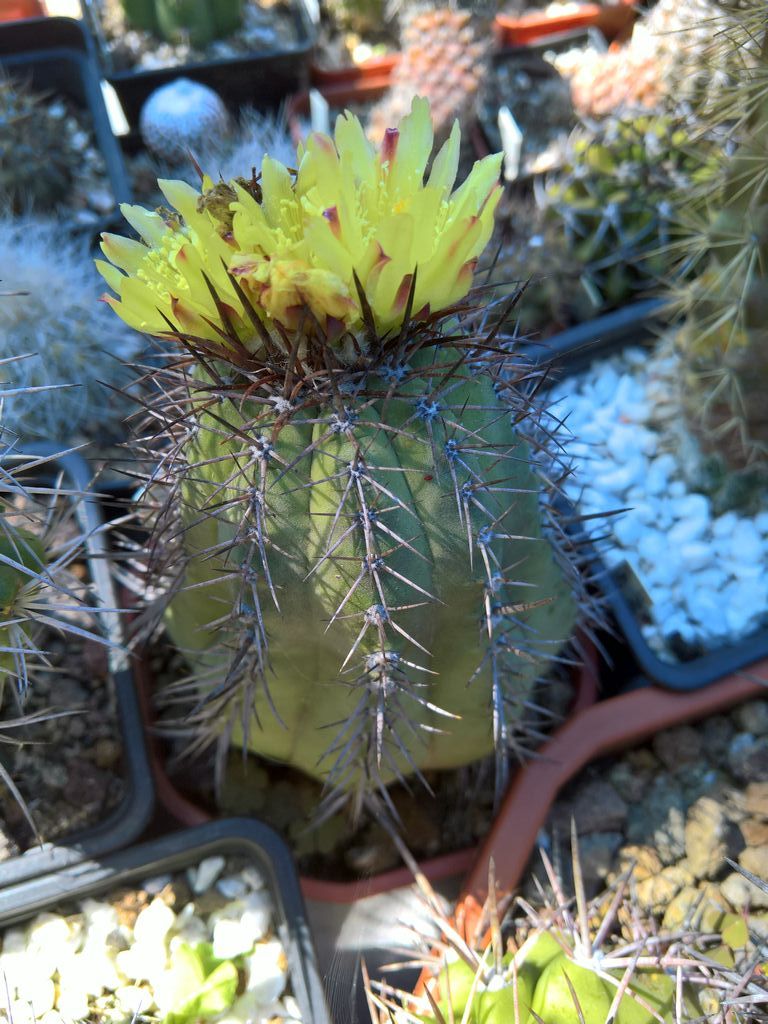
(0, 16, 132, 233)
(0, 819, 331, 1023)
(531, 300, 768, 690)
(79, 0, 317, 130)
(0, 447, 154, 887)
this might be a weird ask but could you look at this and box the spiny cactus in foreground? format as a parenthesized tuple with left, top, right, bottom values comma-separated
(669, 0, 768, 481)
(121, 0, 242, 48)
(0, 74, 81, 214)
(542, 112, 718, 310)
(0, 373, 110, 832)
(366, 835, 768, 1023)
(0, 219, 141, 446)
(99, 97, 592, 819)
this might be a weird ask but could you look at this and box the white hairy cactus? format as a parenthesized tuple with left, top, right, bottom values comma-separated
(0, 218, 140, 445)
(139, 77, 230, 164)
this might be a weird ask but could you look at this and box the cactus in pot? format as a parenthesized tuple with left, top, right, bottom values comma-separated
(121, 0, 243, 48)
(98, 97, 591, 819)
(669, 0, 768, 489)
(542, 112, 718, 310)
(365, 835, 767, 1023)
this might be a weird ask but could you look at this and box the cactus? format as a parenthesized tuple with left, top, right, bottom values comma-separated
(542, 112, 718, 310)
(366, 835, 767, 1023)
(122, 0, 243, 48)
(98, 98, 591, 818)
(0, 218, 141, 446)
(0, 74, 82, 215)
(140, 79, 230, 165)
(367, 6, 494, 149)
(669, 0, 768, 481)
(0, 379, 112, 833)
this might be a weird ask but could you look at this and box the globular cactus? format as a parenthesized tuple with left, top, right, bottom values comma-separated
(122, 0, 243, 48)
(0, 219, 141, 446)
(98, 98, 591, 819)
(366, 836, 767, 1023)
(140, 78, 230, 165)
(0, 74, 81, 214)
(542, 113, 717, 310)
(669, 0, 768, 481)
(367, 6, 494, 149)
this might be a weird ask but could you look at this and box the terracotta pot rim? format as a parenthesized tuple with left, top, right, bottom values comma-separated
(134, 643, 599, 904)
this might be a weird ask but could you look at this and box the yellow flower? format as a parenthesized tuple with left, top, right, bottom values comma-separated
(97, 97, 502, 349)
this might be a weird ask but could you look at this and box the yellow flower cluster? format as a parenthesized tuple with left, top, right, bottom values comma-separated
(97, 97, 502, 347)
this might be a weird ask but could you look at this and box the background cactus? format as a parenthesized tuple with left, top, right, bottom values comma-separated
(0, 74, 81, 215)
(366, 836, 768, 1023)
(122, 0, 243, 48)
(542, 112, 717, 310)
(0, 218, 141, 446)
(668, 0, 768, 484)
(367, 6, 494, 149)
(139, 79, 230, 165)
(100, 99, 592, 820)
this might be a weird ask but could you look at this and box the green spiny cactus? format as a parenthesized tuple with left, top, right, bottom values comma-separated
(122, 0, 243, 48)
(99, 99, 591, 818)
(366, 835, 765, 1023)
(669, 1, 768, 481)
(0, 75, 81, 215)
(542, 113, 717, 310)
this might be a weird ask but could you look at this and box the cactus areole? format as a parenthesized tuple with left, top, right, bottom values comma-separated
(99, 98, 581, 813)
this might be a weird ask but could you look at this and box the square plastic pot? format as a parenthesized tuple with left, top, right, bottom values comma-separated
(81, 0, 317, 130)
(0, 16, 132, 233)
(523, 299, 768, 690)
(0, 818, 331, 1023)
(0, 447, 154, 888)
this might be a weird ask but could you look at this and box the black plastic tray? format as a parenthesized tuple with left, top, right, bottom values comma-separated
(0, 819, 331, 1023)
(0, 17, 132, 233)
(80, 0, 317, 130)
(0, 447, 154, 887)
(529, 300, 768, 690)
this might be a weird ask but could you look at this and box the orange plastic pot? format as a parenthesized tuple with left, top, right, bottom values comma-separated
(494, 0, 636, 47)
(286, 80, 391, 146)
(309, 53, 400, 89)
(455, 662, 768, 941)
(0, 0, 46, 21)
(134, 645, 598, 905)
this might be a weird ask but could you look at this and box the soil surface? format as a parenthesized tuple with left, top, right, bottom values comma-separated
(520, 697, 768, 926)
(148, 638, 577, 882)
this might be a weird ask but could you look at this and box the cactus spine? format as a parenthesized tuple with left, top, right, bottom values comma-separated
(99, 99, 589, 816)
(122, 0, 243, 47)
(671, 1, 768, 478)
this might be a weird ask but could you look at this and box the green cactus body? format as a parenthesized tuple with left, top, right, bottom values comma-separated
(0, 76, 79, 214)
(163, 347, 577, 795)
(123, 0, 242, 46)
(544, 114, 716, 310)
(672, 7, 768, 479)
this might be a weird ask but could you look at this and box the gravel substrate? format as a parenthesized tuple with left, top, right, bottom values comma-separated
(524, 698, 768, 932)
(96, 0, 299, 71)
(548, 343, 768, 662)
(0, 855, 304, 1024)
(0, 628, 125, 860)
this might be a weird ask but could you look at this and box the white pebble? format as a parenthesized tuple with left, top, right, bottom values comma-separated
(212, 917, 255, 960)
(245, 939, 288, 1004)
(241, 865, 266, 891)
(189, 855, 226, 894)
(115, 985, 154, 1015)
(613, 513, 645, 549)
(729, 520, 764, 564)
(679, 541, 712, 571)
(116, 941, 169, 984)
(133, 897, 175, 944)
(217, 876, 248, 900)
(143, 874, 173, 895)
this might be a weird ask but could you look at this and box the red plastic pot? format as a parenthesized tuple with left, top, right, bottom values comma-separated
(455, 662, 768, 942)
(494, 0, 636, 47)
(0, 0, 46, 21)
(310, 53, 400, 89)
(134, 645, 598, 904)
